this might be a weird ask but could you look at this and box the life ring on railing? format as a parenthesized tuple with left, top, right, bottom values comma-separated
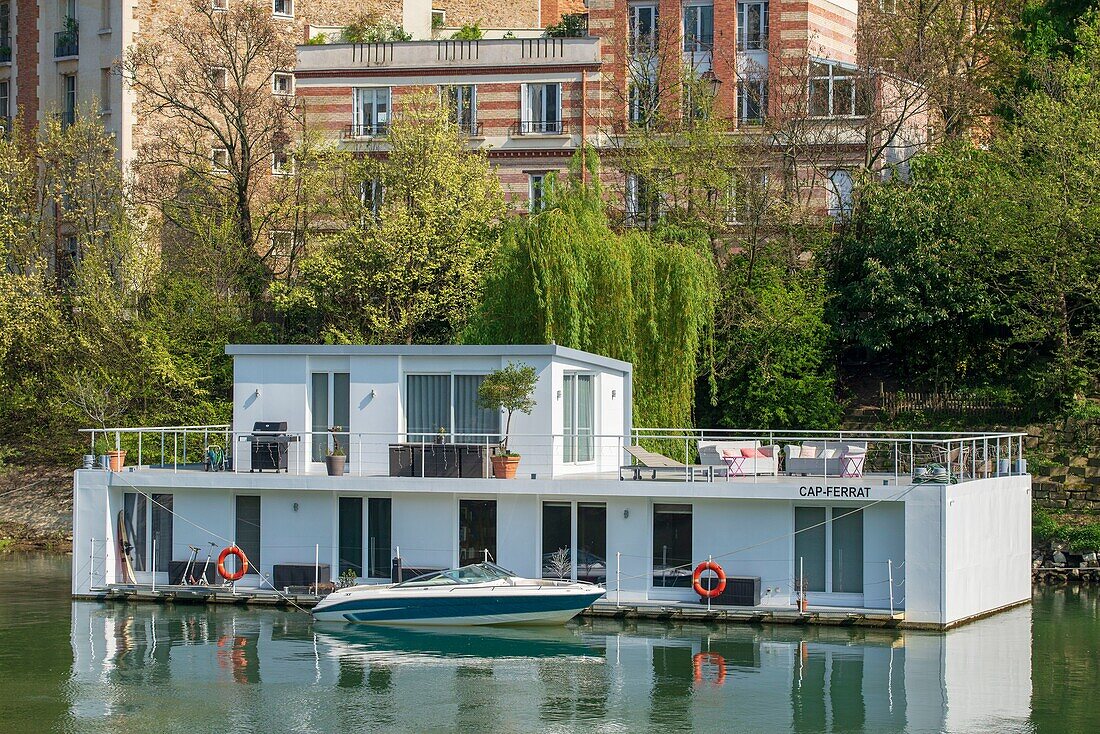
(693, 652, 727, 686)
(692, 561, 726, 598)
(217, 546, 249, 581)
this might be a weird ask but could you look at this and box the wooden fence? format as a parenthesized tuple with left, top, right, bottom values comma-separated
(879, 391, 1026, 421)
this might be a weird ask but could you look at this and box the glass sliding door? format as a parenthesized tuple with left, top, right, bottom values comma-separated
(311, 372, 328, 461)
(367, 497, 392, 578)
(541, 502, 571, 578)
(459, 499, 496, 566)
(577, 502, 607, 583)
(235, 495, 261, 576)
(563, 373, 595, 463)
(406, 374, 450, 442)
(311, 372, 350, 461)
(151, 493, 173, 573)
(454, 374, 498, 444)
(831, 508, 863, 593)
(338, 497, 363, 577)
(794, 506, 863, 595)
(652, 503, 692, 587)
(123, 492, 147, 572)
(794, 506, 827, 592)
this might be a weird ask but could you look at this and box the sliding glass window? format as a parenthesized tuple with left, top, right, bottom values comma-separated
(235, 495, 261, 576)
(541, 502, 571, 578)
(794, 506, 827, 592)
(338, 497, 363, 577)
(563, 373, 594, 463)
(459, 499, 496, 566)
(311, 372, 349, 461)
(794, 506, 864, 594)
(577, 503, 607, 583)
(151, 493, 173, 573)
(406, 374, 500, 443)
(653, 503, 692, 587)
(124, 492, 147, 572)
(367, 497, 392, 578)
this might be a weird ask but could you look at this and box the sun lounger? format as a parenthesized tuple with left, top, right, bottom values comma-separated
(619, 445, 714, 481)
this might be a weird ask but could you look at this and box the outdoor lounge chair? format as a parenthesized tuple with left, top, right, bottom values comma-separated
(619, 445, 714, 481)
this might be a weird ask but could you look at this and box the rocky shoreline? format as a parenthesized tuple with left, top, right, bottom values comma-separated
(0, 467, 73, 552)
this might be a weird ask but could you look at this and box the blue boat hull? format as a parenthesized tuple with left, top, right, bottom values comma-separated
(313, 590, 605, 626)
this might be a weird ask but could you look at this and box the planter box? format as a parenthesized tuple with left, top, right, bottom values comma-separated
(388, 445, 414, 477)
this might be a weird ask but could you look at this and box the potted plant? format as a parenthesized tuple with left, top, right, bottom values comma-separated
(477, 362, 538, 479)
(326, 426, 346, 476)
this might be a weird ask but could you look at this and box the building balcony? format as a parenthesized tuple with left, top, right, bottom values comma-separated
(0, 36, 11, 64)
(77, 424, 1027, 486)
(512, 120, 567, 136)
(342, 122, 389, 139)
(295, 36, 600, 75)
(55, 27, 79, 58)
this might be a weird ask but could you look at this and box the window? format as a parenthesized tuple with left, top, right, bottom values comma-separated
(737, 78, 767, 123)
(628, 3, 658, 54)
(212, 0, 227, 10)
(794, 506, 863, 594)
(808, 59, 865, 117)
(577, 502, 607, 583)
(726, 169, 768, 224)
(367, 497, 391, 578)
(431, 8, 445, 27)
(1, 2, 10, 44)
(209, 66, 228, 90)
(268, 231, 294, 277)
(59, 234, 79, 280)
(628, 77, 657, 125)
(61, 73, 77, 128)
(737, 1, 768, 50)
(405, 374, 500, 443)
(441, 84, 476, 134)
(311, 372, 350, 462)
(0, 81, 8, 120)
(653, 503, 691, 587)
(625, 172, 660, 227)
(271, 145, 292, 175)
(235, 495, 260, 575)
(528, 172, 547, 213)
(541, 501, 606, 582)
(99, 67, 111, 112)
(459, 499, 496, 566)
(520, 83, 561, 134)
(272, 71, 293, 96)
(339, 497, 363, 577)
(826, 169, 854, 216)
(562, 372, 593, 462)
(360, 178, 384, 218)
(212, 147, 229, 172)
(151, 493, 173, 573)
(124, 492, 148, 573)
(352, 87, 390, 136)
(683, 4, 713, 52)
(542, 502, 571, 578)
(272, 0, 292, 17)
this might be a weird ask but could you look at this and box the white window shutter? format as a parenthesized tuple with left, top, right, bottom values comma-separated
(520, 83, 528, 132)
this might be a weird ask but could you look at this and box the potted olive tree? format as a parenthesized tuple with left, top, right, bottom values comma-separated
(326, 426, 347, 476)
(478, 362, 537, 479)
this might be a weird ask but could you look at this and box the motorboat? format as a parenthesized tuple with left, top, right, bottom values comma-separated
(311, 562, 605, 626)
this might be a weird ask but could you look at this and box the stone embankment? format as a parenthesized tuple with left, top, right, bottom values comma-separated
(0, 467, 72, 551)
(1032, 540, 1100, 585)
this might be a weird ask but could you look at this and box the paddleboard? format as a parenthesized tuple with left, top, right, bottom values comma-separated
(117, 509, 136, 584)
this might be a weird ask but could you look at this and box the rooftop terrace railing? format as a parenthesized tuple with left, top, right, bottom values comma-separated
(78, 426, 1028, 485)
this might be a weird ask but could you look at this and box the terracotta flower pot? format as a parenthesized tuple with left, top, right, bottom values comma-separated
(107, 450, 127, 472)
(491, 454, 520, 479)
(325, 454, 347, 476)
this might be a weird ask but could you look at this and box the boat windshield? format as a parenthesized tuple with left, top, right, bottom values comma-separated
(395, 563, 517, 587)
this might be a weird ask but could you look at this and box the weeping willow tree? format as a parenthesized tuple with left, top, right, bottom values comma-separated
(464, 153, 716, 431)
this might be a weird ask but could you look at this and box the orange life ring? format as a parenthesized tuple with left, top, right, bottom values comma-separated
(693, 652, 727, 686)
(217, 546, 249, 581)
(692, 561, 726, 598)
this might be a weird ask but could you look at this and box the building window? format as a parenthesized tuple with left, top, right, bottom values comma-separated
(367, 497, 391, 578)
(431, 8, 445, 27)
(124, 492, 148, 573)
(359, 178, 384, 218)
(99, 68, 111, 112)
(61, 73, 77, 128)
(540, 501, 606, 582)
(520, 83, 562, 134)
(737, 1, 769, 50)
(726, 169, 768, 224)
(542, 502, 571, 578)
(272, 71, 293, 96)
(562, 372, 594, 462)
(151, 493, 173, 573)
(234, 496, 260, 576)
(0, 81, 9, 121)
(459, 499, 496, 566)
(405, 374, 500, 443)
(826, 169, 854, 216)
(441, 84, 476, 134)
(737, 78, 767, 123)
(212, 147, 229, 172)
(628, 3, 658, 55)
(683, 4, 713, 52)
(272, 0, 291, 17)
(271, 145, 292, 175)
(794, 506, 864, 594)
(352, 87, 390, 137)
(653, 503, 691, 587)
(58, 234, 79, 279)
(311, 372, 350, 462)
(577, 502, 607, 583)
(625, 172, 660, 227)
(212, 0, 228, 10)
(339, 497, 363, 577)
(528, 173, 547, 213)
(209, 66, 228, 90)
(628, 77, 657, 126)
(808, 59, 865, 117)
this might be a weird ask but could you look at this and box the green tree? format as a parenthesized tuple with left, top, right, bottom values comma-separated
(275, 91, 505, 344)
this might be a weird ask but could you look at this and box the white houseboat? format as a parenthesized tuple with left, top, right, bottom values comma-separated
(71, 344, 1032, 629)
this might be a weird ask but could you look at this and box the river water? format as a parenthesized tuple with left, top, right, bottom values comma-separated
(1, 553, 1097, 734)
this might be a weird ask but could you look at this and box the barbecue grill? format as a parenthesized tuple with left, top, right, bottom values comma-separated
(242, 421, 298, 472)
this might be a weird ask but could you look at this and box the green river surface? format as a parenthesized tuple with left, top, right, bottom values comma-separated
(1, 553, 1097, 734)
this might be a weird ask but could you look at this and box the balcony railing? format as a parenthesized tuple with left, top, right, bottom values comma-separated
(456, 120, 483, 137)
(55, 27, 79, 58)
(342, 122, 389, 139)
(683, 34, 714, 53)
(512, 120, 566, 135)
(77, 424, 1028, 485)
(738, 33, 769, 51)
(0, 36, 11, 63)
